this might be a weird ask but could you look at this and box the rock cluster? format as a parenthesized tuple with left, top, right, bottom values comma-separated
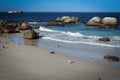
(0, 20, 40, 40)
(99, 37, 110, 42)
(0, 21, 19, 33)
(87, 17, 118, 27)
(56, 16, 80, 24)
(46, 16, 81, 26)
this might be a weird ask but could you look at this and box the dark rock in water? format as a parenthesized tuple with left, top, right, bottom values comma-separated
(99, 37, 110, 42)
(104, 55, 120, 62)
(18, 22, 30, 30)
(47, 21, 58, 26)
(24, 29, 39, 39)
(31, 24, 40, 29)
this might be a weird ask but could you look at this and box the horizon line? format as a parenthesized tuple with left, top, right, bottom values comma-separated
(1, 11, 120, 13)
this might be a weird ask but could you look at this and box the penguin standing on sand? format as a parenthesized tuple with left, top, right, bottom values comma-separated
(3, 44, 5, 48)
(57, 44, 60, 48)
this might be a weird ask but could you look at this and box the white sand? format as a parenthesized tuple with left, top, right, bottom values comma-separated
(0, 38, 120, 80)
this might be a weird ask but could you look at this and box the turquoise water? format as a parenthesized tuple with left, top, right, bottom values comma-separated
(39, 24, 120, 47)
(45, 24, 120, 36)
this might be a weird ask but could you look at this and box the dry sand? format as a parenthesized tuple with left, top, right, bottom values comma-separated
(0, 38, 120, 80)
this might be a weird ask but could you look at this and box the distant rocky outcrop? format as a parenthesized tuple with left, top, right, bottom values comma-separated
(87, 17, 118, 27)
(56, 16, 80, 24)
(24, 29, 39, 39)
(99, 37, 110, 42)
(46, 16, 80, 26)
(104, 55, 120, 62)
(87, 17, 101, 26)
(18, 22, 30, 30)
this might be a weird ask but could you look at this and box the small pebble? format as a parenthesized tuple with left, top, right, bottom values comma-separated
(50, 52, 55, 54)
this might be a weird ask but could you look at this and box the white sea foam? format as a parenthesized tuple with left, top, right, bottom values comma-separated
(110, 36, 120, 40)
(43, 37, 120, 48)
(40, 27, 59, 32)
(40, 27, 102, 39)
(40, 27, 84, 37)
(40, 26, 120, 48)
(62, 31, 84, 37)
(28, 22, 39, 24)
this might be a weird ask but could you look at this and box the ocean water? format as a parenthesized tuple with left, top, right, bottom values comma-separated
(1, 12, 120, 65)
(0, 12, 120, 22)
(0, 12, 120, 47)
(39, 25, 120, 47)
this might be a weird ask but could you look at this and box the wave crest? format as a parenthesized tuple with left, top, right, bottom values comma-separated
(39, 26, 120, 48)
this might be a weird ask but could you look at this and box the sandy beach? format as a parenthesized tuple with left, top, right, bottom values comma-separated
(0, 37, 120, 80)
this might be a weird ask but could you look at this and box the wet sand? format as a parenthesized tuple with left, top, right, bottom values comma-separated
(0, 37, 120, 80)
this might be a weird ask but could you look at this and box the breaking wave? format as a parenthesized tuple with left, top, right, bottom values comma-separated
(39, 27, 120, 48)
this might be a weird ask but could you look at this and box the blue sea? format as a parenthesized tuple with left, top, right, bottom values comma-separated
(1, 12, 120, 65)
(0, 12, 120, 47)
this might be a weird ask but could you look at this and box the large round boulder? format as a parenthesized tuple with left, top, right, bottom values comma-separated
(101, 17, 117, 26)
(99, 37, 110, 42)
(24, 29, 39, 39)
(19, 22, 30, 30)
(87, 17, 101, 26)
(104, 55, 120, 62)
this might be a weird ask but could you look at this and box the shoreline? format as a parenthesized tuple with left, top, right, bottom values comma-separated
(0, 36, 120, 80)
(1, 33, 120, 66)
